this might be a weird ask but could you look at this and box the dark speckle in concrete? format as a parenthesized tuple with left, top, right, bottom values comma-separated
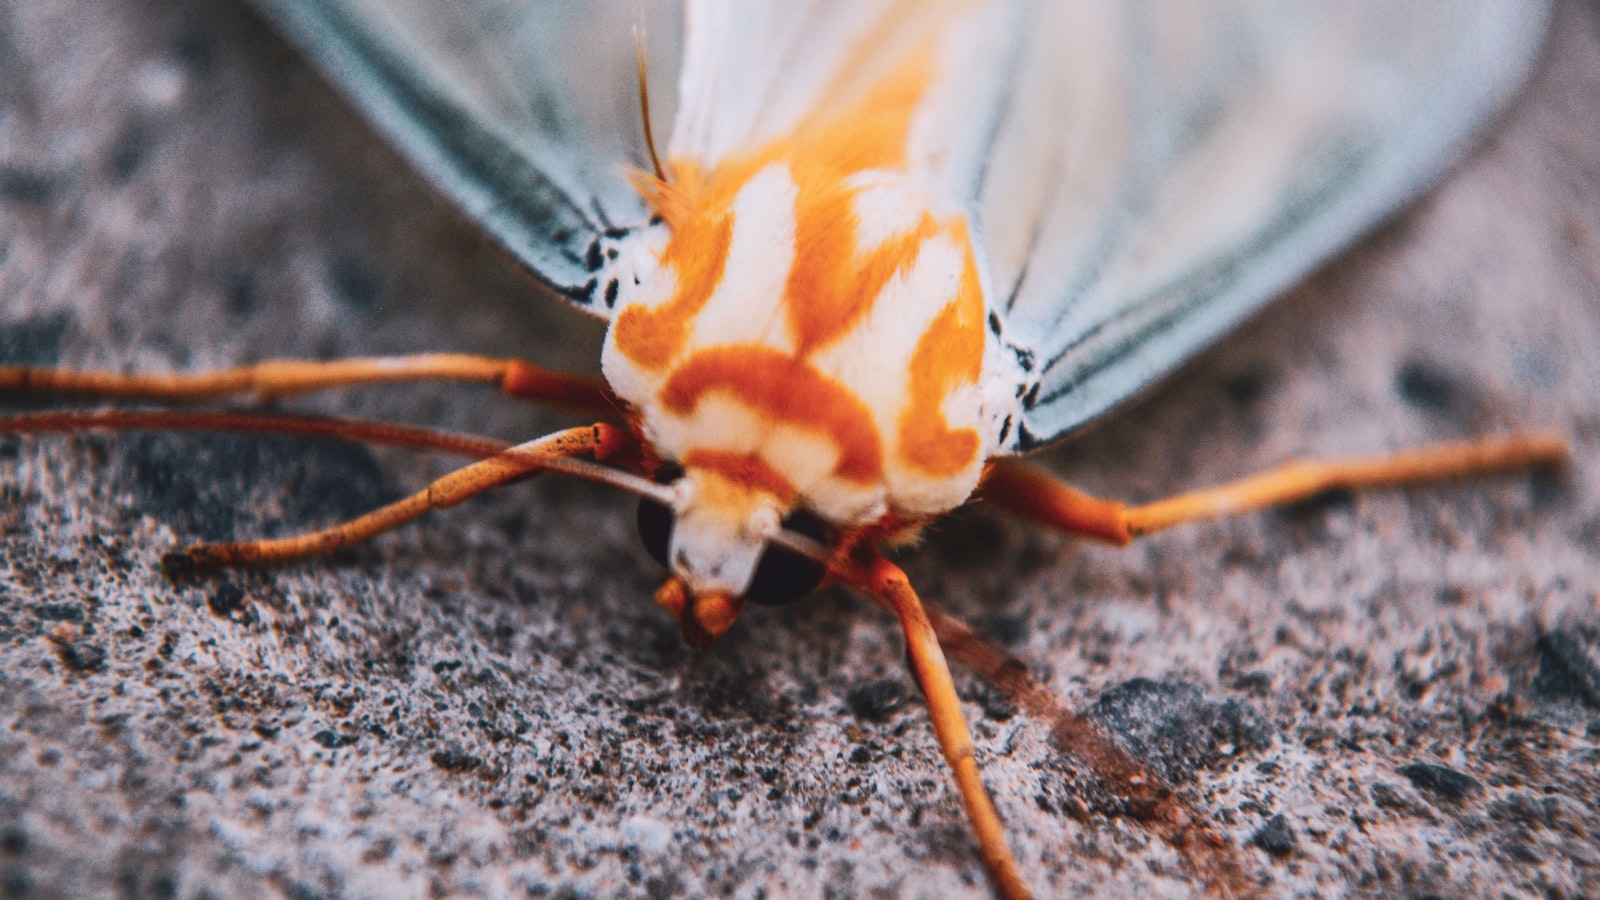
(206, 582, 247, 618)
(116, 433, 391, 540)
(311, 730, 355, 750)
(431, 749, 483, 775)
(0, 313, 69, 368)
(108, 122, 153, 182)
(222, 269, 259, 316)
(972, 612, 1030, 648)
(50, 639, 107, 673)
(1396, 360, 1464, 414)
(1398, 762, 1480, 802)
(846, 679, 908, 722)
(170, 26, 216, 72)
(32, 604, 83, 623)
(1087, 678, 1270, 785)
(1533, 628, 1600, 708)
(327, 251, 384, 311)
(0, 167, 55, 206)
(1222, 366, 1276, 408)
(1250, 814, 1296, 858)
(970, 679, 1019, 722)
(2, 865, 36, 897)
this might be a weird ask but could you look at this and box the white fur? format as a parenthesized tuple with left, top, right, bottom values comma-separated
(806, 225, 984, 517)
(847, 171, 927, 251)
(687, 164, 800, 354)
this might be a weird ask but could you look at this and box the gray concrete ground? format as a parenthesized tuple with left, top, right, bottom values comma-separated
(1, 1, 1598, 897)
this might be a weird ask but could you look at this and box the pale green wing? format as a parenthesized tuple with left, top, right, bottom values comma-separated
(981, 1, 1550, 450)
(245, 0, 683, 315)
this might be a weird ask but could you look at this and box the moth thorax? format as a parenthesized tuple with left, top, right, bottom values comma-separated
(668, 467, 785, 598)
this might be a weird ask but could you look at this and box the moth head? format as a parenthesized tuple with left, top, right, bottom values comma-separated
(636, 460, 829, 649)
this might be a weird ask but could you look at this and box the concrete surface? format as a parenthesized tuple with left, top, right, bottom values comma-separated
(2, 1, 1598, 897)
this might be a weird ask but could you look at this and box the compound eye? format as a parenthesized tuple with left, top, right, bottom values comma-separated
(744, 509, 829, 607)
(635, 462, 684, 569)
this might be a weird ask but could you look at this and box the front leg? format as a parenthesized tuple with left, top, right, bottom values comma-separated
(0, 353, 615, 412)
(164, 422, 628, 574)
(839, 548, 1035, 900)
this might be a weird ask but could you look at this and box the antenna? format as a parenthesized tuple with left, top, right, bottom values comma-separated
(633, 23, 668, 183)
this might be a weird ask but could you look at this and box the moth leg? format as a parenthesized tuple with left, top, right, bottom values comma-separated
(981, 432, 1568, 541)
(0, 354, 615, 413)
(165, 422, 627, 573)
(847, 549, 1034, 900)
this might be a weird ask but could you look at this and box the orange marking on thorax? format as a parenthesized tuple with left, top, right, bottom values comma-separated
(611, 207, 734, 371)
(660, 346, 883, 483)
(782, 46, 941, 356)
(683, 449, 799, 506)
(899, 231, 985, 477)
(786, 205, 940, 358)
(616, 41, 945, 371)
(616, 9, 990, 492)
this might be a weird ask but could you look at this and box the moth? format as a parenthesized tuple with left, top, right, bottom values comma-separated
(1, 1, 1565, 897)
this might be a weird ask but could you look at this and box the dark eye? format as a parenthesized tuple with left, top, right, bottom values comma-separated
(635, 462, 684, 569)
(744, 508, 829, 607)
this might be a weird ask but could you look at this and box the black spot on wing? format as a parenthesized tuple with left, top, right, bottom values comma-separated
(1014, 421, 1039, 452)
(1014, 345, 1035, 373)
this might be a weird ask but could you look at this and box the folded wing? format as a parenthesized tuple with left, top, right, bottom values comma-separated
(246, 0, 681, 313)
(979, 1, 1549, 450)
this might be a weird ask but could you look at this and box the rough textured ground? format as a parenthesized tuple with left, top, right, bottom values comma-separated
(2, 2, 1598, 898)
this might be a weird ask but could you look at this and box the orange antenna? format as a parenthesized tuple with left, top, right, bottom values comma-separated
(634, 23, 668, 183)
